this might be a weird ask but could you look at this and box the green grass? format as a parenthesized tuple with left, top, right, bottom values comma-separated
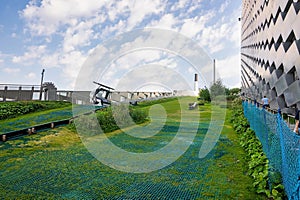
(0, 97, 266, 199)
(0, 106, 72, 134)
(0, 100, 71, 120)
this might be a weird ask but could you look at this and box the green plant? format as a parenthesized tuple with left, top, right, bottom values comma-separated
(199, 88, 211, 102)
(72, 105, 149, 135)
(230, 98, 286, 200)
(0, 101, 71, 120)
(197, 100, 205, 105)
(129, 106, 148, 124)
(210, 79, 226, 100)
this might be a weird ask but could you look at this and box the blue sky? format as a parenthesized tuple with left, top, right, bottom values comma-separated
(0, 0, 241, 90)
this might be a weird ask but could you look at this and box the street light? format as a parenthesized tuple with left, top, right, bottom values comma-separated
(39, 69, 45, 100)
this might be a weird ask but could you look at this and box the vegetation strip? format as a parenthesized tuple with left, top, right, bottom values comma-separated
(0, 101, 71, 120)
(230, 98, 285, 199)
(0, 98, 165, 141)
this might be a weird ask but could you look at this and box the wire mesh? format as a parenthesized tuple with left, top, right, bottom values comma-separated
(0, 120, 262, 199)
(243, 100, 300, 199)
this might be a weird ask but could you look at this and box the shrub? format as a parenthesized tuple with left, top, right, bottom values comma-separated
(129, 106, 148, 124)
(0, 101, 71, 120)
(197, 100, 205, 105)
(199, 88, 211, 102)
(72, 105, 148, 135)
(230, 98, 285, 199)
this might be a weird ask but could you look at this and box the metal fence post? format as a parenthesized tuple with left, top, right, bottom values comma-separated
(277, 109, 289, 197)
(3, 86, 7, 102)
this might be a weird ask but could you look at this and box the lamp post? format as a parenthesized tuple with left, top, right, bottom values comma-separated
(39, 69, 45, 100)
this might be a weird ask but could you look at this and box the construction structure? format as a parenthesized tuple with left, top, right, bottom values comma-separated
(0, 82, 173, 105)
(0, 72, 199, 104)
(241, 0, 300, 113)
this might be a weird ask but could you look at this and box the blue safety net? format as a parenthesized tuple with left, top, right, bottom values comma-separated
(243, 100, 300, 199)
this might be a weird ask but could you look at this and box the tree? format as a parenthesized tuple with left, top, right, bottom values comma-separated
(209, 79, 226, 99)
(225, 88, 230, 96)
(227, 88, 241, 101)
(229, 88, 241, 96)
(199, 87, 211, 102)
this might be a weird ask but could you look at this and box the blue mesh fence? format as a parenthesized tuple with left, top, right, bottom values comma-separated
(243, 100, 300, 199)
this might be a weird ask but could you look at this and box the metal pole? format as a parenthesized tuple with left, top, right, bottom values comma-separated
(39, 69, 45, 100)
(213, 59, 216, 84)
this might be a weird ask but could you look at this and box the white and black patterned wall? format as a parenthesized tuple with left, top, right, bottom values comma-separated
(241, 0, 300, 113)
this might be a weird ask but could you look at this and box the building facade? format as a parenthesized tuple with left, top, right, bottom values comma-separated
(241, 0, 300, 113)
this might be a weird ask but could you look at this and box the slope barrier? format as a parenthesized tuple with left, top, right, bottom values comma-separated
(243, 100, 300, 199)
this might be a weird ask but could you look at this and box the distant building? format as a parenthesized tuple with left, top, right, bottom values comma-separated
(241, 0, 300, 113)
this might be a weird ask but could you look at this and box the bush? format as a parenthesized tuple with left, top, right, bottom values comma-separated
(199, 88, 211, 102)
(129, 106, 148, 124)
(230, 98, 285, 199)
(0, 101, 71, 120)
(72, 105, 148, 135)
(198, 100, 205, 105)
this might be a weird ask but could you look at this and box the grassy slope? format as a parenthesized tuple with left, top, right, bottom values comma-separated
(0, 97, 265, 199)
(0, 105, 72, 134)
(0, 101, 71, 120)
(201, 108, 262, 199)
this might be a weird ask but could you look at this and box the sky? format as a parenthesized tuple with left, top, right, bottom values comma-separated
(0, 0, 241, 91)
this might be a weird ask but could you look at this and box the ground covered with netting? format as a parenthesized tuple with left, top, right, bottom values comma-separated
(0, 106, 72, 134)
(0, 98, 265, 199)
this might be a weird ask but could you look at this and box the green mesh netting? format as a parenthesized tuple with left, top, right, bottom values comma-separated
(0, 122, 261, 199)
(0, 109, 73, 134)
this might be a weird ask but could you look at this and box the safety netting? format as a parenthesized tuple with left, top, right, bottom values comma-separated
(0, 122, 263, 199)
(243, 100, 300, 199)
(0, 108, 73, 134)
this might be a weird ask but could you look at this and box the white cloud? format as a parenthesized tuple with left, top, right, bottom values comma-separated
(170, 0, 190, 11)
(12, 45, 47, 64)
(11, 33, 17, 38)
(100, 19, 127, 41)
(59, 50, 87, 88)
(149, 13, 179, 31)
(63, 21, 95, 52)
(40, 53, 59, 68)
(215, 53, 241, 88)
(21, 0, 107, 36)
(180, 15, 210, 38)
(16, 0, 242, 90)
(154, 57, 178, 69)
(115, 64, 190, 91)
(98, 49, 165, 87)
(26, 72, 36, 79)
(187, 1, 202, 13)
(126, 0, 165, 30)
(3, 67, 20, 73)
(219, 0, 230, 13)
(117, 50, 162, 68)
(195, 9, 241, 54)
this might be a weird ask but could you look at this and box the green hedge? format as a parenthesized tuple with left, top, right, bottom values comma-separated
(0, 101, 71, 120)
(230, 98, 285, 200)
(97, 105, 148, 133)
(70, 105, 148, 135)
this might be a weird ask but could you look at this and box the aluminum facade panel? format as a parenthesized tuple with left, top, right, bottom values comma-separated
(241, 0, 300, 112)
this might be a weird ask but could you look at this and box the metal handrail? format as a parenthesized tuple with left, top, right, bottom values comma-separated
(0, 83, 40, 87)
(242, 97, 297, 129)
